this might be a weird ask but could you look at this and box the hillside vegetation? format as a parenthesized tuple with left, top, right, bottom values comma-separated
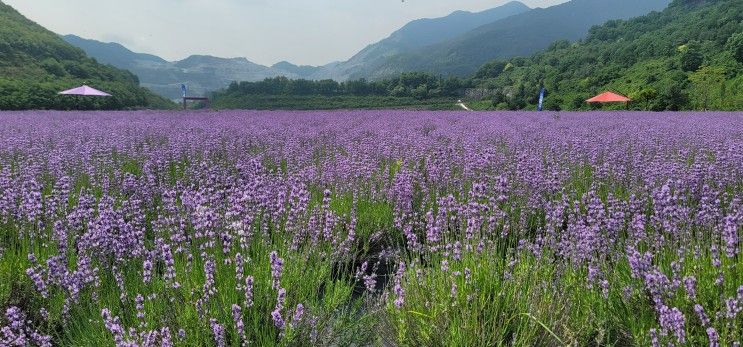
(473, 0, 743, 111)
(0, 1, 173, 110)
(356, 0, 670, 79)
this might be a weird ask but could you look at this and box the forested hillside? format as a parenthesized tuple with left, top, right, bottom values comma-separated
(0, 1, 173, 110)
(357, 0, 670, 79)
(473, 0, 743, 111)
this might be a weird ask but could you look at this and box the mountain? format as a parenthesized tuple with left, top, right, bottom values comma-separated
(310, 1, 531, 80)
(0, 1, 173, 110)
(63, 36, 304, 100)
(378, 1, 531, 49)
(63, 34, 166, 68)
(330, 0, 672, 80)
(271, 61, 323, 79)
(64, 2, 530, 96)
(472, 0, 743, 111)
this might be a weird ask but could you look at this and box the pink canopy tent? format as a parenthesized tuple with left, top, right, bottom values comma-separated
(58, 85, 111, 97)
(586, 91, 630, 103)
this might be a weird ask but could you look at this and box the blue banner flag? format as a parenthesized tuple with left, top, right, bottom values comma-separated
(537, 87, 546, 111)
(181, 84, 187, 98)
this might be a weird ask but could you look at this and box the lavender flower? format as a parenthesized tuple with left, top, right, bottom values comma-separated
(272, 288, 287, 330)
(232, 304, 245, 343)
(270, 251, 284, 290)
(707, 327, 719, 347)
(2, 307, 52, 347)
(135, 294, 145, 324)
(271, 309, 285, 330)
(142, 258, 153, 284)
(649, 328, 659, 347)
(684, 276, 697, 300)
(658, 305, 686, 344)
(722, 215, 739, 258)
(292, 303, 304, 327)
(694, 304, 711, 327)
(210, 319, 226, 347)
(393, 263, 406, 308)
(244, 275, 255, 308)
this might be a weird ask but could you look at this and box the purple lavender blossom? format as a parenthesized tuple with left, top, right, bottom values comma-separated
(393, 263, 406, 308)
(694, 304, 711, 327)
(684, 276, 697, 300)
(272, 288, 287, 330)
(232, 304, 245, 343)
(209, 319, 226, 347)
(271, 309, 285, 330)
(707, 327, 719, 347)
(245, 276, 255, 308)
(270, 251, 284, 290)
(657, 305, 686, 344)
(292, 303, 304, 327)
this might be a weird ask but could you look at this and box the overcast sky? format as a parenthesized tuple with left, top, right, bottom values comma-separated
(5, 0, 567, 66)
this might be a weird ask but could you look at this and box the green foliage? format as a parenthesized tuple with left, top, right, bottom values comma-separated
(679, 42, 704, 72)
(472, 0, 743, 111)
(727, 32, 743, 63)
(689, 65, 726, 109)
(212, 72, 469, 110)
(0, 1, 174, 110)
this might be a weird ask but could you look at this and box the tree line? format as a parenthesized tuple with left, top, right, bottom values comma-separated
(220, 73, 469, 100)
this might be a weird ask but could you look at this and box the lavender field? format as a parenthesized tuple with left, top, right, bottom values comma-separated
(0, 110, 741, 346)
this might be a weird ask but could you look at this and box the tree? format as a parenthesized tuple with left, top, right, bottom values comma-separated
(542, 94, 562, 111)
(390, 85, 407, 98)
(726, 32, 743, 64)
(630, 88, 658, 110)
(41, 58, 66, 77)
(475, 61, 507, 79)
(344, 79, 370, 96)
(411, 84, 429, 100)
(688, 66, 725, 110)
(316, 80, 339, 96)
(679, 42, 703, 72)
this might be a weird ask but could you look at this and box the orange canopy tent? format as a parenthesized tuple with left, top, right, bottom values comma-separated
(586, 91, 631, 104)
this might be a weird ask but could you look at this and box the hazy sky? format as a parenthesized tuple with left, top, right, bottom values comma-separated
(5, 0, 567, 66)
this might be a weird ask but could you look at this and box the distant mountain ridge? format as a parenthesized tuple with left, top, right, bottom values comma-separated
(308, 1, 531, 80)
(271, 61, 322, 77)
(63, 34, 308, 100)
(387, 2, 530, 48)
(63, 34, 166, 67)
(340, 0, 673, 79)
(64, 2, 533, 98)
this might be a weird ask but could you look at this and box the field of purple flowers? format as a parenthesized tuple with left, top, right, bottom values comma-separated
(0, 110, 741, 346)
